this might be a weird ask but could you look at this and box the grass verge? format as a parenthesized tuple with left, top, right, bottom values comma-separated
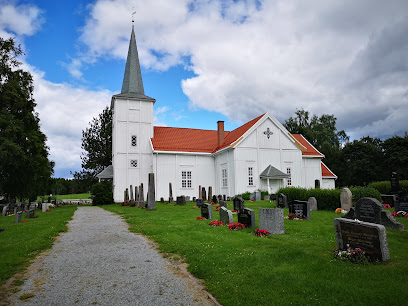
(0, 205, 77, 285)
(103, 201, 408, 305)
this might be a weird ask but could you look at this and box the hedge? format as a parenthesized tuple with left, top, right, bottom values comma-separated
(90, 181, 114, 205)
(276, 186, 382, 211)
(368, 180, 408, 195)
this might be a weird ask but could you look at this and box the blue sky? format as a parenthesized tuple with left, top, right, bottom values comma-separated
(1, 0, 408, 178)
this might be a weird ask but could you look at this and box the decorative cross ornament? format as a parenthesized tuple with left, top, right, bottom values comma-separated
(263, 127, 273, 139)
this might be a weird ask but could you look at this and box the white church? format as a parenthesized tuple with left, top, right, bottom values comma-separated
(97, 25, 337, 202)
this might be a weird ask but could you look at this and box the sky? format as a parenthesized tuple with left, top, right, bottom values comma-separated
(1, 0, 408, 178)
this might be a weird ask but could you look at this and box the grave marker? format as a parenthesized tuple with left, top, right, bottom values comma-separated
(277, 193, 288, 208)
(254, 191, 261, 201)
(202, 187, 206, 202)
(201, 203, 213, 219)
(147, 173, 156, 210)
(334, 218, 390, 261)
(219, 201, 227, 209)
(289, 200, 310, 219)
(233, 197, 245, 211)
(340, 188, 353, 210)
(208, 187, 213, 203)
(308, 197, 318, 211)
(15, 211, 22, 223)
(395, 196, 408, 213)
(196, 198, 204, 208)
(219, 207, 233, 225)
(390, 172, 400, 195)
(238, 208, 255, 227)
(169, 183, 174, 204)
(259, 208, 285, 235)
(176, 196, 186, 206)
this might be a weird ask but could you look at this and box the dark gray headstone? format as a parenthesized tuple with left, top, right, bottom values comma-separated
(334, 218, 390, 261)
(160, 197, 164, 203)
(15, 211, 22, 223)
(381, 194, 397, 207)
(193, 197, 196, 202)
(202, 187, 206, 201)
(169, 183, 173, 198)
(219, 207, 233, 225)
(140, 183, 145, 205)
(196, 198, 204, 208)
(147, 173, 156, 210)
(201, 203, 213, 219)
(395, 196, 408, 213)
(130, 185, 134, 201)
(169, 196, 174, 204)
(212, 195, 218, 204)
(26, 209, 35, 219)
(277, 193, 288, 208)
(135, 186, 139, 207)
(176, 196, 186, 206)
(199, 185, 202, 199)
(289, 200, 310, 219)
(308, 197, 318, 211)
(218, 195, 223, 202)
(259, 208, 285, 235)
(390, 172, 400, 195)
(355, 197, 382, 224)
(238, 208, 255, 227)
(233, 197, 244, 211)
(219, 201, 227, 209)
(223, 195, 226, 201)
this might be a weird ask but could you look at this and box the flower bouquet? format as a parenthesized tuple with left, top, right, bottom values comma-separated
(255, 228, 270, 237)
(228, 222, 245, 230)
(210, 220, 224, 227)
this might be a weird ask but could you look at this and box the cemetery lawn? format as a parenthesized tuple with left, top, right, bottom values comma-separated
(0, 206, 77, 285)
(36, 193, 91, 200)
(104, 202, 408, 306)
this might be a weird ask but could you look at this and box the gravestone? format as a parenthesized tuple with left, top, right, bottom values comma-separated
(42, 203, 48, 212)
(334, 218, 390, 261)
(2, 205, 7, 216)
(15, 211, 23, 223)
(160, 197, 165, 203)
(219, 201, 227, 209)
(390, 172, 400, 195)
(147, 173, 156, 210)
(289, 200, 311, 219)
(193, 197, 196, 202)
(135, 186, 139, 207)
(381, 194, 397, 207)
(340, 188, 353, 210)
(254, 191, 261, 201)
(199, 185, 202, 199)
(233, 197, 245, 211)
(308, 197, 318, 211)
(249, 193, 255, 201)
(130, 185, 134, 201)
(196, 198, 204, 208)
(201, 203, 213, 219)
(277, 193, 288, 208)
(140, 184, 145, 206)
(223, 195, 226, 201)
(395, 196, 408, 213)
(259, 208, 285, 235)
(218, 195, 223, 202)
(219, 207, 233, 225)
(125, 188, 129, 203)
(238, 208, 255, 227)
(202, 187, 206, 202)
(176, 196, 186, 206)
(227, 196, 231, 201)
(208, 187, 213, 203)
(343, 197, 404, 230)
(212, 195, 218, 204)
(186, 196, 190, 202)
(169, 183, 174, 204)
(264, 195, 270, 201)
(26, 209, 35, 219)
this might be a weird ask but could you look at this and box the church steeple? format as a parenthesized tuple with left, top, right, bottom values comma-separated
(121, 25, 145, 95)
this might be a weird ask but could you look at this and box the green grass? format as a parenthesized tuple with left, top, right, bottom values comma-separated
(36, 193, 91, 201)
(103, 201, 408, 306)
(0, 205, 77, 285)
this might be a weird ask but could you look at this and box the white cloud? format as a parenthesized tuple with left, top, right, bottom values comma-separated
(0, 1, 44, 36)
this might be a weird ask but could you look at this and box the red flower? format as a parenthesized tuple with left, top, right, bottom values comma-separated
(22, 220, 28, 223)
(383, 204, 391, 209)
(392, 212, 398, 216)
(196, 216, 206, 220)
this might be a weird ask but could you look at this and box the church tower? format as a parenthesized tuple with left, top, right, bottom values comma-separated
(111, 24, 155, 202)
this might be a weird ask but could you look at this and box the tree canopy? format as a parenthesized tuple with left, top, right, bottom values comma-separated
(0, 38, 53, 201)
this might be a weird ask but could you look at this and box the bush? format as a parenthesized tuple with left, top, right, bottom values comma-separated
(240, 192, 251, 200)
(90, 181, 113, 205)
(277, 186, 381, 211)
(368, 180, 408, 195)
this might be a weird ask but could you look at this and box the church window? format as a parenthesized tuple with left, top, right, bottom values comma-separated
(287, 167, 292, 186)
(130, 160, 138, 168)
(182, 171, 192, 188)
(222, 169, 227, 187)
(131, 135, 137, 147)
(248, 167, 253, 186)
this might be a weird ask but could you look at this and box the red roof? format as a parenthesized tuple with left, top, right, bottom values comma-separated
(292, 134, 324, 157)
(152, 114, 264, 153)
(321, 162, 337, 178)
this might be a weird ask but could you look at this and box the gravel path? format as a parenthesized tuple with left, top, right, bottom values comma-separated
(9, 206, 217, 306)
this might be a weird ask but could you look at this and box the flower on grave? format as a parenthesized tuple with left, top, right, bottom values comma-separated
(228, 222, 245, 230)
(22, 220, 29, 223)
(335, 208, 342, 213)
(286, 213, 298, 220)
(333, 247, 370, 264)
(383, 204, 391, 209)
(193, 206, 199, 209)
(210, 220, 224, 227)
(255, 228, 269, 237)
(196, 216, 206, 220)
(231, 210, 237, 213)
(46, 209, 51, 212)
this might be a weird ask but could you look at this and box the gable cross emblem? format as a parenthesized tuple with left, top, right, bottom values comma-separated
(263, 127, 273, 139)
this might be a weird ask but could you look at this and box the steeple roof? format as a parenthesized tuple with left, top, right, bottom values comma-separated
(113, 25, 154, 102)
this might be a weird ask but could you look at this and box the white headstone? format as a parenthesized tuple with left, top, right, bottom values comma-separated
(340, 188, 353, 210)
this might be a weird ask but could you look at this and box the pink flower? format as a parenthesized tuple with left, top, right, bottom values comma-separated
(383, 204, 391, 209)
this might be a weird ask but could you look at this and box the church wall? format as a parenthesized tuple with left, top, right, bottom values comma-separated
(302, 158, 323, 189)
(322, 178, 335, 189)
(154, 153, 215, 200)
(214, 149, 235, 198)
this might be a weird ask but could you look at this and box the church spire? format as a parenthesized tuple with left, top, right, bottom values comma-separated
(121, 24, 145, 95)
